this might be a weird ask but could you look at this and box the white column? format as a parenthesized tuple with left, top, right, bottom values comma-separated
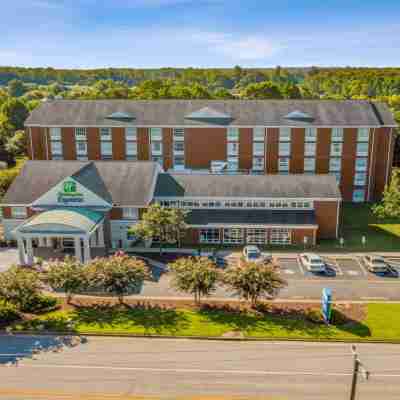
(38, 237, 46, 247)
(83, 237, 91, 264)
(98, 224, 105, 247)
(17, 237, 26, 265)
(47, 237, 53, 248)
(26, 238, 34, 265)
(90, 234, 96, 247)
(74, 237, 82, 262)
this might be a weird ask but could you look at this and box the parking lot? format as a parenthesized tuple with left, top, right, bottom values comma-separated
(276, 255, 400, 282)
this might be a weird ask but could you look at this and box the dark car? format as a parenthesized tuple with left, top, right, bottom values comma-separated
(208, 255, 227, 268)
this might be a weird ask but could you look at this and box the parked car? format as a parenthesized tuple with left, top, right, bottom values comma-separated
(299, 253, 327, 273)
(242, 245, 272, 264)
(362, 255, 391, 273)
(207, 255, 227, 268)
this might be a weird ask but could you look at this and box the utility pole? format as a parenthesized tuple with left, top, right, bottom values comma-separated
(350, 345, 370, 400)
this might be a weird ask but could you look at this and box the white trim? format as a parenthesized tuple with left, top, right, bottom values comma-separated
(147, 164, 163, 205)
(336, 199, 341, 239)
(189, 224, 318, 229)
(45, 127, 49, 160)
(155, 196, 341, 202)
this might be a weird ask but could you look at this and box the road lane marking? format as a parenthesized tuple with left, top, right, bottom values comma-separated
(356, 258, 369, 276)
(7, 363, 400, 379)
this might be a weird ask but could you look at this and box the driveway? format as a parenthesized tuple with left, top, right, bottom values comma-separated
(0, 248, 19, 272)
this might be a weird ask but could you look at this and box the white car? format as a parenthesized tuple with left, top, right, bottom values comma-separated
(299, 253, 326, 273)
(362, 255, 389, 273)
(242, 245, 272, 263)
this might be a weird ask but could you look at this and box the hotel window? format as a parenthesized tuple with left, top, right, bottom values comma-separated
(122, 207, 138, 220)
(223, 228, 244, 244)
(279, 127, 291, 142)
(75, 128, 88, 159)
(173, 128, 185, 169)
(355, 157, 368, 172)
(278, 157, 290, 173)
(270, 228, 291, 245)
(227, 142, 239, 156)
(253, 127, 265, 142)
(353, 189, 365, 203)
(227, 157, 239, 171)
(330, 172, 341, 184)
(11, 207, 27, 219)
(354, 172, 367, 186)
(304, 157, 316, 172)
(253, 141, 264, 156)
(100, 128, 112, 160)
(50, 140, 62, 159)
(329, 157, 341, 172)
(305, 128, 317, 142)
(151, 141, 162, 155)
(252, 156, 264, 171)
(279, 142, 291, 156)
(357, 128, 369, 142)
(304, 142, 316, 156)
(227, 127, 239, 141)
(125, 128, 137, 161)
(150, 127, 162, 141)
(150, 128, 163, 164)
(246, 228, 266, 245)
(356, 142, 369, 156)
(330, 142, 343, 156)
(200, 228, 220, 244)
(331, 128, 344, 142)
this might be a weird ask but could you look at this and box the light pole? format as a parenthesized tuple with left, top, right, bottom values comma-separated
(350, 345, 370, 400)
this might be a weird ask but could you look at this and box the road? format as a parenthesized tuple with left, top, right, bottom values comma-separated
(1, 335, 399, 399)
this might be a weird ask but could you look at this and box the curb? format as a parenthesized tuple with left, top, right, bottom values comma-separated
(2, 330, 400, 345)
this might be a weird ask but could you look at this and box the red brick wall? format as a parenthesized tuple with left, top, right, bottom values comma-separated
(112, 128, 125, 160)
(163, 128, 173, 170)
(314, 201, 339, 239)
(290, 128, 305, 174)
(239, 128, 252, 170)
(266, 128, 279, 173)
(87, 128, 100, 160)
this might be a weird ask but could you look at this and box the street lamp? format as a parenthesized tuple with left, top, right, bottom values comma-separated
(303, 236, 308, 250)
(361, 235, 366, 248)
(350, 345, 370, 400)
(340, 237, 344, 248)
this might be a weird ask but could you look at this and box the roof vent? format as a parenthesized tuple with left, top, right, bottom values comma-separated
(106, 111, 135, 121)
(185, 107, 233, 125)
(284, 110, 314, 122)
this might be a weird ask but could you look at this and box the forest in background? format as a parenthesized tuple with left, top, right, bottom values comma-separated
(0, 65, 399, 164)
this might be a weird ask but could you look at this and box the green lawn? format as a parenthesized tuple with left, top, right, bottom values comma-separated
(11, 303, 400, 341)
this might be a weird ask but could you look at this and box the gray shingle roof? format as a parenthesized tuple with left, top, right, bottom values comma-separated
(186, 209, 317, 226)
(154, 173, 341, 199)
(25, 100, 397, 127)
(2, 161, 159, 206)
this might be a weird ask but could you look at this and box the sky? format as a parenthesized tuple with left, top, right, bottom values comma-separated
(1, 0, 400, 68)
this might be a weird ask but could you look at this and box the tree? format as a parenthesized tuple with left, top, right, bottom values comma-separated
(372, 168, 400, 218)
(168, 257, 220, 304)
(223, 261, 287, 307)
(131, 203, 187, 252)
(86, 252, 149, 304)
(1, 98, 29, 130)
(44, 256, 86, 304)
(241, 81, 283, 99)
(8, 79, 26, 97)
(0, 266, 42, 311)
(5, 129, 26, 157)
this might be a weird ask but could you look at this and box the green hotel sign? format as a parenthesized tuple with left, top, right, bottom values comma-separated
(57, 180, 84, 203)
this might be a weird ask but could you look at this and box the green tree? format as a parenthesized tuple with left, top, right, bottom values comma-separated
(44, 256, 86, 304)
(131, 203, 187, 252)
(372, 168, 400, 218)
(223, 261, 286, 307)
(8, 79, 26, 97)
(86, 252, 149, 304)
(5, 129, 27, 157)
(1, 98, 29, 130)
(168, 257, 220, 304)
(241, 81, 283, 99)
(0, 266, 42, 311)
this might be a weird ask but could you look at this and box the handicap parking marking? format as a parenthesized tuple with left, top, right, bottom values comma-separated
(276, 257, 304, 276)
(323, 257, 343, 275)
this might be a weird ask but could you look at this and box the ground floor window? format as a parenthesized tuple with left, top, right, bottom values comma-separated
(223, 228, 244, 244)
(246, 228, 267, 244)
(270, 228, 291, 245)
(199, 228, 220, 244)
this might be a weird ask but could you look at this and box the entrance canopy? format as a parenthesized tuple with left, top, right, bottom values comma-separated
(16, 208, 104, 235)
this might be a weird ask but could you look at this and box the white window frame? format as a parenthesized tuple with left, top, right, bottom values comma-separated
(227, 142, 239, 156)
(252, 156, 264, 171)
(150, 127, 162, 141)
(125, 127, 137, 141)
(279, 142, 291, 156)
(329, 157, 341, 172)
(173, 141, 185, 155)
(253, 141, 264, 156)
(355, 157, 368, 172)
(253, 127, 265, 142)
(304, 142, 316, 156)
(100, 141, 113, 157)
(122, 207, 138, 220)
(354, 172, 367, 187)
(278, 157, 290, 172)
(356, 142, 369, 156)
(75, 127, 87, 140)
(173, 156, 185, 168)
(76, 141, 87, 155)
(223, 228, 244, 244)
(279, 127, 291, 142)
(200, 228, 220, 244)
(246, 228, 266, 244)
(270, 228, 291, 245)
(331, 128, 344, 142)
(304, 127, 317, 142)
(330, 142, 343, 156)
(50, 141, 62, 156)
(126, 141, 137, 156)
(11, 207, 27, 219)
(49, 127, 61, 140)
(353, 189, 365, 203)
(227, 127, 239, 141)
(151, 141, 163, 155)
(227, 157, 239, 171)
(173, 128, 185, 141)
(100, 127, 112, 140)
(304, 157, 316, 172)
(357, 128, 369, 142)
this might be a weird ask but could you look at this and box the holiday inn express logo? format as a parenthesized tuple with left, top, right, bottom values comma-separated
(57, 180, 84, 203)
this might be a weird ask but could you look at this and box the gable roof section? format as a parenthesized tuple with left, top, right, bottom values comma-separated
(25, 99, 397, 127)
(2, 161, 160, 206)
(154, 173, 341, 199)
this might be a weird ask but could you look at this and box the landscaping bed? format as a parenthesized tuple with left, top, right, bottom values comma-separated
(6, 298, 400, 342)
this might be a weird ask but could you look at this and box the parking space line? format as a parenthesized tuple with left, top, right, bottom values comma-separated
(325, 257, 343, 275)
(296, 257, 305, 275)
(355, 257, 369, 276)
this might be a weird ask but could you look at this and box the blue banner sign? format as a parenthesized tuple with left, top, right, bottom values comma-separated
(322, 287, 332, 323)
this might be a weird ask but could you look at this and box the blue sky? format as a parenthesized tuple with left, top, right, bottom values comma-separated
(1, 0, 400, 68)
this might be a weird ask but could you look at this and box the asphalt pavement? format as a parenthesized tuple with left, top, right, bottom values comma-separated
(0, 335, 399, 399)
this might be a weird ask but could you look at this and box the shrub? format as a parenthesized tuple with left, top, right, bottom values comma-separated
(20, 294, 59, 314)
(0, 301, 20, 324)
